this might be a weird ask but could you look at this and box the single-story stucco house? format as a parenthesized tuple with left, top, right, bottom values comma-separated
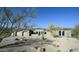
(11, 28, 72, 39)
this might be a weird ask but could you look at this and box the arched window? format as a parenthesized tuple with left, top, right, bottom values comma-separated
(59, 31, 61, 36)
(62, 31, 65, 36)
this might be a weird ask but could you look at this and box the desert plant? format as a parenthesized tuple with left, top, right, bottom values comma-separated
(72, 25, 79, 38)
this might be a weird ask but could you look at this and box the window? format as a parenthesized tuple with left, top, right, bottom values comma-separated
(59, 31, 61, 36)
(29, 30, 33, 36)
(22, 31, 24, 36)
(62, 31, 65, 36)
(44, 32, 46, 34)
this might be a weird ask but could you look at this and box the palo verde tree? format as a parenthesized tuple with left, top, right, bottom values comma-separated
(0, 7, 36, 36)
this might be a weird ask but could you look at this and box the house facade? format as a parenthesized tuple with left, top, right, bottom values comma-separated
(11, 28, 72, 39)
(11, 28, 48, 39)
(52, 28, 72, 37)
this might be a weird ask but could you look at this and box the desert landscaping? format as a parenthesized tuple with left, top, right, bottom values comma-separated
(0, 7, 79, 52)
(0, 29, 79, 52)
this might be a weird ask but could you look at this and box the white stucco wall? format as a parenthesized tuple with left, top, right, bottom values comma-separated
(53, 30, 72, 37)
(64, 30, 71, 37)
(17, 31, 22, 37)
(23, 31, 29, 38)
(11, 29, 72, 40)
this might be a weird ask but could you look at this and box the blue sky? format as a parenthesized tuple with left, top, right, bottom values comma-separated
(34, 7, 79, 28)
(9, 7, 79, 28)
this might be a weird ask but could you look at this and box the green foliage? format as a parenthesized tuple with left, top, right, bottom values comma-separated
(72, 25, 79, 38)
